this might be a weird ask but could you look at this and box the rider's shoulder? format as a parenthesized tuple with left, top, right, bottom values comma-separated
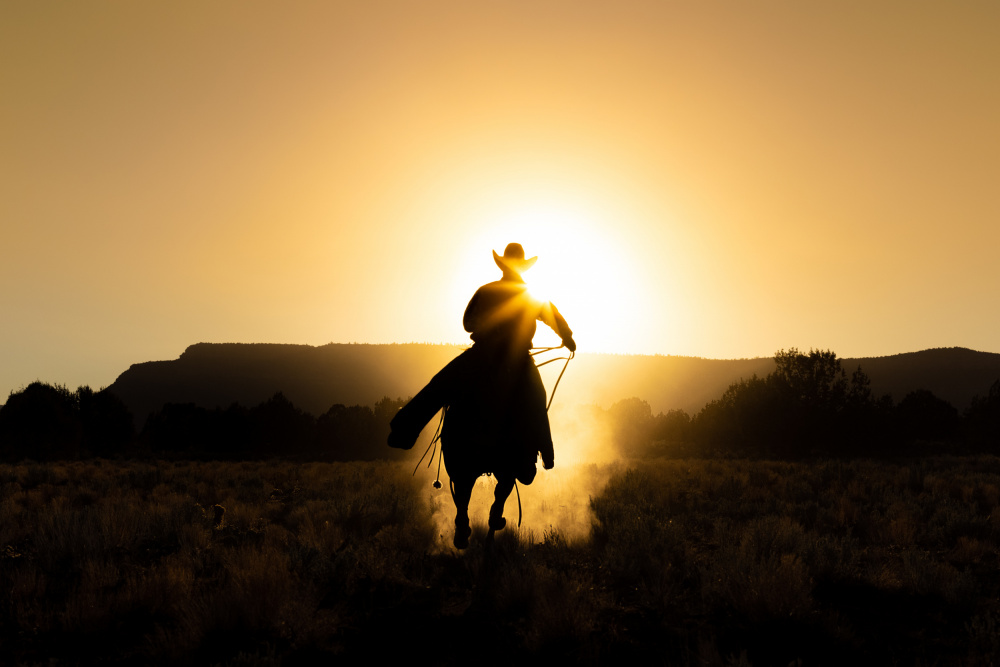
(477, 279, 523, 295)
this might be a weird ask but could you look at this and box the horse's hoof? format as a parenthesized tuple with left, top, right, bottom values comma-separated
(488, 515, 506, 531)
(453, 522, 472, 549)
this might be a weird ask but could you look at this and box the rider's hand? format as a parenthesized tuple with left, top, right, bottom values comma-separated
(563, 336, 576, 353)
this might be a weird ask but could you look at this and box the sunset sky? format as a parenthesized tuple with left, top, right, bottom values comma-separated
(2, 1, 998, 400)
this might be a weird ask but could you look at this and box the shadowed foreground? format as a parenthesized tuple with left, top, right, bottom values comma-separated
(3, 458, 1000, 665)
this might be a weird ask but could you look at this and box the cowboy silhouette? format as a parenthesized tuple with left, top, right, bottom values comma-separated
(389, 243, 575, 546)
(462, 243, 575, 470)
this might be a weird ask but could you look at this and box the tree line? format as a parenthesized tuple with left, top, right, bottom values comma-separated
(2, 347, 1000, 462)
(0, 383, 409, 462)
(605, 348, 1000, 458)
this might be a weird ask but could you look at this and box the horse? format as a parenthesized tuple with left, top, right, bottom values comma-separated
(388, 346, 555, 549)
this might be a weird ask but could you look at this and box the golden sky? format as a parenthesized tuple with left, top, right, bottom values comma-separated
(2, 1, 998, 399)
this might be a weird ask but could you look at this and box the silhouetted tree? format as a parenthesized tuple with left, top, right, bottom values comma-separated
(77, 386, 135, 458)
(313, 396, 408, 461)
(141, 396, 317, 460)
(141, 403, 216, 457)
(964, 379, 1000, 447)
(607, 397, 654, 457)
(895, 389, 960, 442)
(692, 374, 788, 454)
(0, 382, 135, 461)
(690, 349, 890, 457)
(651, 409, 691, 444)
(0, 383, 81, 460)
(374, 396, 408, 436)
(317, 403, 380, 460)
(248, 392, 315, 457)
(773, 348, 847, 408)
(212, 403, 254, 458)
(136, 394, 410, 461)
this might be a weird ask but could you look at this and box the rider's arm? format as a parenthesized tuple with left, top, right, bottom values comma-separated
(538, 301, 575, 352)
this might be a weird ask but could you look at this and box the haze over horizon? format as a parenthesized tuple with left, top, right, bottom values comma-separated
(3, 2, 998, 400)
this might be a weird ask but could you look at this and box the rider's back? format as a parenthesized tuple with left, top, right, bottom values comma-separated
(463, 278, 571, 359)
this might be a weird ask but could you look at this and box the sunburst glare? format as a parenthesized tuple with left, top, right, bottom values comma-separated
(457, 197, 648, 353)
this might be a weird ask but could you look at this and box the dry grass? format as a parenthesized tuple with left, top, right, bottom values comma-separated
(3, 456, 1000, 665)
(1, 460, 435, 664)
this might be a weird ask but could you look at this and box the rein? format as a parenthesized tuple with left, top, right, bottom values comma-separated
(531, 346, 575, 411)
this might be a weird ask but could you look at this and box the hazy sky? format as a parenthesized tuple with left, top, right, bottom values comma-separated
(2, 1, 998, 399)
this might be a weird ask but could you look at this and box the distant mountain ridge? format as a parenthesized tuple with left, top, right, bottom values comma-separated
(107, 343, 1000, 426)
(840, 347, 1000, 408)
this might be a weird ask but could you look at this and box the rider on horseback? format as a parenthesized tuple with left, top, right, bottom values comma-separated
(388, 242, 575, 547)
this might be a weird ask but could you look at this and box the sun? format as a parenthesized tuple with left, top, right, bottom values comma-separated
(456, 199, 646, 354)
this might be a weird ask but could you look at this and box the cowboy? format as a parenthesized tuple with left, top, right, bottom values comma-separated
(461, 243, 575, 475)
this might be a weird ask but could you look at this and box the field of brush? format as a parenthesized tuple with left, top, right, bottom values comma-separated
(3, 456, 1000, 666)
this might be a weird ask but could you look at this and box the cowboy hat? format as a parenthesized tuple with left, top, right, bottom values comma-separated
(493, 243, 537, 274)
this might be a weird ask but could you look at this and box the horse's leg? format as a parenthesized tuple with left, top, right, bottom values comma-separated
(451, 476, 475, 549)
(488, 473, 516, 532)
